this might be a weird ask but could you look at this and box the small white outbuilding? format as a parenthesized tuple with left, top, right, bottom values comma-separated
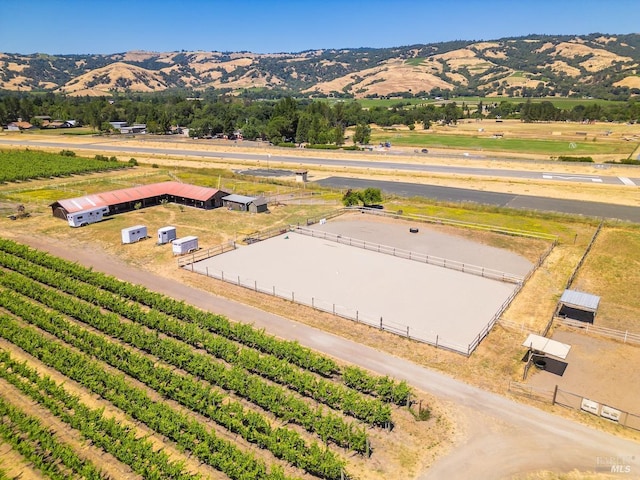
(157, 226, 177, 245)
(121, 225, 147, 244)
(172, 236, 198, 255)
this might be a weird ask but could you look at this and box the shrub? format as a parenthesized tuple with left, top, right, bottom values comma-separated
(605, 158, 640, 165)
(128, 158, 138, 166)
(59, 149, 76, 157)
(556, 156, 593, 163)
(306, 144, 340, 150)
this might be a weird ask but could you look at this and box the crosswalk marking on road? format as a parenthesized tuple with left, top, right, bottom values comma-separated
(618, 177, 636, 186)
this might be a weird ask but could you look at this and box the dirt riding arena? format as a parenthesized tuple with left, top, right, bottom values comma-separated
(191, 215, 533, 354)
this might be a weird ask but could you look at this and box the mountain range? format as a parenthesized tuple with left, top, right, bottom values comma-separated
(1, 33, 640, 99)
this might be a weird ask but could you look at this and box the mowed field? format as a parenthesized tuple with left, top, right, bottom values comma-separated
(0, 124, 640, 479)
(368, 119, 640, 161)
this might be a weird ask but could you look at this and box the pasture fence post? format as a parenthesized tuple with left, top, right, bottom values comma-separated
(312, 297, 314, 308)
(222, 271, 224, 281)
(380, 317, 383, 330)
(435, 335, 439, 348)
(206, 267, 208, 277)
(237, 275, 240, 286)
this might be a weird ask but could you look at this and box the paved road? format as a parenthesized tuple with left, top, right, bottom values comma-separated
(1, 137, 639, 186)
(18, 235, 640, 480)
(317, 176, 640, 223)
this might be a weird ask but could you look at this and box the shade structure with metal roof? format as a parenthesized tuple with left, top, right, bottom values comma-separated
(50, 181, 228, 219)
(557, 289, 601, 323)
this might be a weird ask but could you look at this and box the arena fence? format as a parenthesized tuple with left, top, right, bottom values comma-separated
(556, 317, 640, 345)
(178, 207, 558, 356)
(177, 241, 236, 268)
(185, 261, 477, 356)
(292, 226, 524, 284)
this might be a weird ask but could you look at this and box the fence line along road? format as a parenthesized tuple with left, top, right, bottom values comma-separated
(292, 226, 524, 284)
(509, 381, 640, 433)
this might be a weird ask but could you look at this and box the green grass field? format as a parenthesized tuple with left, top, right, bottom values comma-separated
(369, 131, 635, 156)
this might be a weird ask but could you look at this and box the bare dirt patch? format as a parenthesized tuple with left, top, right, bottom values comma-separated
(527, 328, 640, 414)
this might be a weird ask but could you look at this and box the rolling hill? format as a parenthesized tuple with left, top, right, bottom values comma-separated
(1, 33, 639, 99)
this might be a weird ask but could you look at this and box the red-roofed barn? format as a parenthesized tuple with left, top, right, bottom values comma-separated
(50, 181, 229, 222)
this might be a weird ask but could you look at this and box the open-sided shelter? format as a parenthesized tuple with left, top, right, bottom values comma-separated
(556, 289, 600, 323)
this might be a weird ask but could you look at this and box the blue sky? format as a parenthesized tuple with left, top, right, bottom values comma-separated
(1, 0, 638, 55)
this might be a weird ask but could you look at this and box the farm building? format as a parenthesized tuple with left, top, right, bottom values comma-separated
(222, 194, 269, 213)
(295, 171, 308, 183)
(556, 289, 601, 324)
(249, 197, 269, 213)
(50, 181, 229, 221)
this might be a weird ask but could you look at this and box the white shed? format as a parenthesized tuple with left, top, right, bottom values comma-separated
(157, 226, 177, 245)
(172, 236, 198, 255)
(121, 225, 147, 244)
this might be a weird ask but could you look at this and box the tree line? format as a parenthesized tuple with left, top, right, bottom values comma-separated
(1, 93, 638, 146)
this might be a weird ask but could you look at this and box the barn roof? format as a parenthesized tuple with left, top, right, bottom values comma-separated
(559, 289, 600, 312)
(52, 181, 222, 213)
(222, 194, 257, 205)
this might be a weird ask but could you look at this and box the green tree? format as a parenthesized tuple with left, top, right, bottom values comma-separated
(342, 189, 361, 207)
(353, 122, 371, 145)
(360, 187, 383, 206)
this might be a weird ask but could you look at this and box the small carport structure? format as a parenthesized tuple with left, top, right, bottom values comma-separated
(556, 289, 600, 324)
(522, 334, 571, 360)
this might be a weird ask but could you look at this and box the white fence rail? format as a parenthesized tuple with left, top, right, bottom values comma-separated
(188, 263, 474, 355)
(557, 318, 640, 345)
(292, 226, 524, 284)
